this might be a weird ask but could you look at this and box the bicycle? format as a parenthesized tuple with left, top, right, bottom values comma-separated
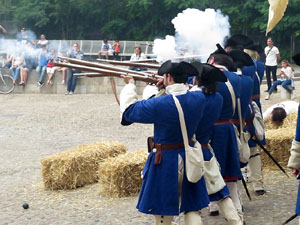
(0, 69, 14, 94)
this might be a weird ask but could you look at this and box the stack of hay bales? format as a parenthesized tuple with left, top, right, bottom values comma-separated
(41, 142, 127, 190)
(98, 150, 149, 197)
(263, 112, 297, 168)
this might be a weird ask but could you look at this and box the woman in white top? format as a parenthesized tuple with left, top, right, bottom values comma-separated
(265, 59, 294, 100)
(129, 46, 147, 71)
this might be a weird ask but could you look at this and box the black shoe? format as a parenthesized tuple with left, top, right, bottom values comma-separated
(209, 210, 219, 216)
(264, 90, 269, 92)
(255, 190, 266, 196)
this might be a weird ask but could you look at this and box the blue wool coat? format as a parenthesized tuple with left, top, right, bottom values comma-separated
(195, 92, 230, 201)
(210, 70, 242, 179)
(242, 64, 256, 79)
(123, 91, 209, 216)
(294, 104, 300, 215)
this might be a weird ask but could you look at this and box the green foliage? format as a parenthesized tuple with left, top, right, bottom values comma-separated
(1, 0, 299, 57)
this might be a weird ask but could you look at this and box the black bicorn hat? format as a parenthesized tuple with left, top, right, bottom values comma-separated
(228, 50, 254, 68)
(158, 60, 199, 77)
(192, 62, 227, 84)
(225, 34, 254, 50)
(292, 53, 300, 66)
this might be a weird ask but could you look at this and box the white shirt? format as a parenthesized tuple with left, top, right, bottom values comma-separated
(130, 53, 146, 61)
(265, 46, 279, 66)
(263, 101, 298, 121)
(281, 66, 294, 80)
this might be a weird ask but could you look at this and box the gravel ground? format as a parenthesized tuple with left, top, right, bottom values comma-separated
(1, 82, 300, 225)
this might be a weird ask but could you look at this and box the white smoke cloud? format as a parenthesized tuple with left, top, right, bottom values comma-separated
(153, 8, 231, 63)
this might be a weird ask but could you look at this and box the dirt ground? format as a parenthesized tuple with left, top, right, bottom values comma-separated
(1, 82, 300, 225)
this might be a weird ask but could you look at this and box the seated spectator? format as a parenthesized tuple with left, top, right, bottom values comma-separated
(0, 24, 7, 50)
(9, 52, 24, 85)
(37, 34, 49, 48)
(265, 59, 294, 100)
(129, 45, 147, 71)
(98, 40, 111, 60)
(263, 100, 299, 126)
(46, 49, 57, 85)
(20, 42, 37, 86)
(112, 40, 121, 60)
(2, 54, 13, 68)
(66, 43, 84, 95)
(36, 45, 48, 87)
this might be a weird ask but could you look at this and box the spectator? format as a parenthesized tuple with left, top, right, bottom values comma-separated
(112, 40, 121, 60)
(17, 28, 32, 45)
(66, 43, 84, 95)
(2, 54, 13, 68)
(36, 45, 48, 87)
(265, 59, 294, 100)
(9, 52, 23, 85)
(20, 42, 37, 86)
(97, 39, 111, 60)
(37, 34, 49, 48)
(46, 49, 57, 85)
(129, 45, 146, 71)
(264, 37, 280, 92)
(0, 24, 7, 50)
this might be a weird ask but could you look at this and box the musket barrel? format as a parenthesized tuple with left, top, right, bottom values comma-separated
(96, 59, 160, 69)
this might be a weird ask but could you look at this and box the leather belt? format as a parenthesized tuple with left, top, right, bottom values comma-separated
(201, 143, 209, 149)
(231, 118, 246, 126)
(214, 120, 232, 125)
(147, 136, 194, 164)
(252, 94, 260, 100)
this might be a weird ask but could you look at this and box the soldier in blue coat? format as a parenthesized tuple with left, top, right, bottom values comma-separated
(207, 45, 244, 218)
(243, 45, 267, 195)
(192, 62, 243, 225)
(120, 60, 209, 225)
(287, 53, 300, 224)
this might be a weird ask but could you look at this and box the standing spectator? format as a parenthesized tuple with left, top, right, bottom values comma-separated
(66, 43, 84, 95)
(37, 34, 49, 48)
(46, 49, 57, 85)
(129, 46, 147, 71)
(17, 28, 32, 45)
(10, 52, 23, 85)
(112, 40, 121, 60)
(0, 24, 7, 50)
(97, 39, 111, 60)
(36, 45, 48, 87)
(20, 42, 37, 86)
(264, 37, 280, 92)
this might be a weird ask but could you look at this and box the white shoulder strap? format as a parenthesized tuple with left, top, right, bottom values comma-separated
(172, 95, 190, 150)
(237, 98, 243, 134)
(255, 72, 261, 84)
(225, 81, 236, 116)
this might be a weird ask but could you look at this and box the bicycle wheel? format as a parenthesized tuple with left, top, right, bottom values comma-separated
(0, 74, 15, 94)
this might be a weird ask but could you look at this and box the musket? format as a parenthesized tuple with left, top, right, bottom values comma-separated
(96, 59, 160, 69)
(97, 58, 158, 64)
(251, 138, 290, 178)
(282, 213, 298, 225)
(54, 62, 162, 84)
(241, 177, 252, 201)
(58, 56, 153, 77)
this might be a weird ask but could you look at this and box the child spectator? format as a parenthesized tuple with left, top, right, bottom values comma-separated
(9, 52, 23, 85)
(36, 45, 48, 87)
(46, 49, 57, 85)
(98, 39, 111, 60)
(20, 42, 37, 86)
(112, 40, 120, 60)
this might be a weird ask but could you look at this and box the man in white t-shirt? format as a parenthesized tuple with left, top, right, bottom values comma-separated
(264, 38, 280, 92)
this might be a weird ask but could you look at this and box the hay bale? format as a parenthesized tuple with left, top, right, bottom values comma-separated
(263, 128, 295, 168)
(98, 150, 149, 197)
(41, 142, 127, 190)
(264, 112, 298, 130)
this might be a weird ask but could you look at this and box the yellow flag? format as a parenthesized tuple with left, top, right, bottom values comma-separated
(266, 0, 289, 35)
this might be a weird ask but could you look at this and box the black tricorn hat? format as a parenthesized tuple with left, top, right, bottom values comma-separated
(158, 60, 199, 77)
(225, 34, 253, 50)
(244, 43, 264, 54)
(211, 43, 230, 57)
(292, 53, 300, 66)
(192, 62, 227, 84)
(228, 50, 254, 68)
